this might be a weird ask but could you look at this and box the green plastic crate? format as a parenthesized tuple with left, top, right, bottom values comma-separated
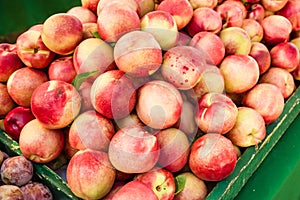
(0, 1, 300, 199)
(235, 113, 300, 200)
(206, 86, 300, 200)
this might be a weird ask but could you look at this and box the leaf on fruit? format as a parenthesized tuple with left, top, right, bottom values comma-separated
(191, 130, 205, 143)
(174, 174, 186, 195)
(91, 31, 101, 39)
(72, 70, 99, 90)
(109, 42, 116, 47)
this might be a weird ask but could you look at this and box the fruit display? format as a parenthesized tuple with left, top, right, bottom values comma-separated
(0, 0, 300, 199)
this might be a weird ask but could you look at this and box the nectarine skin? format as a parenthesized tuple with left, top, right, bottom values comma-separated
(136, 80, 183, 129)
(134, 168, 176, 200)
(247, 4, 265, 23)
(187, 7, 222, 36)
(227, 107, 266, 147)
(19, 119, 65, 163)
(242, 83, 285, 124)
(81, 0, 100, 13)
(90, 70, 137, 119)
(16, 29, 56, 69)
(161, 45, 207, 90)
(219, 55, 260, 94)
(269, 42, 300, 72)
(195, 93, 238, 134)
(192, 65, 225, 99)
(97, 2, 140, 42)
(31, 80, 81, 129)
(156, 0, 193, 30)
(261, 0, 288, 12)
(219, 27, 252, 55)
(189, 31, 225, 66)
(259, 67, 295, 98)
(68, 110, 115, 151)
(241, 18, 264, 42)
(97, 0, 140, 16)
(189, 133, 237, 181)
(174, 172, 207, 200)
(261, 15, 292, 46)
(215, 1, 245, 28)
(114, 31, 162, 77)
(140, 10, 178, 50)
(67, 149, 116, 200)
(249, 42, 271, 74)
(48, 56, 77, 84)
(0, 43, 23, 82)
(108, 125, 160, 174)
(73, 37, 115, 81)
(67, 6, 97, 24)
(112, 180, 158, 200)
(7, 67, 48, 107)
(0, 83, 15, 116)
(41, 13, 83, 55)
(156, 128, 190, 172)
(277, 0, 300, 31)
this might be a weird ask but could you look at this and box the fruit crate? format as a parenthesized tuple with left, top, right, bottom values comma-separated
(1, 0, 300, 199)
(0, 88, 298, 200)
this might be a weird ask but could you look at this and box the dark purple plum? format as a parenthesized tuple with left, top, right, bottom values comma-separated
(21, 182, 53, 200)
(0, 184, 24, 199)
(1, 155, 33, 186)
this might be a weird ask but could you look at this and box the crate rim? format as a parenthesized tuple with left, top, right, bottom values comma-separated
(206, 86, 300, 200)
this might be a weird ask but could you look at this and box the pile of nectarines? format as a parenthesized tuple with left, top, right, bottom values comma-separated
(0, 0, 300, 199)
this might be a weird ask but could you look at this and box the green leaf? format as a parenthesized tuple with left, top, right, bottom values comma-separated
(72, 70, 99, 90)
(91, 31, 101, 39)
(109, 42, 116, 47)
(191, 130, 205, 143)
(174, 174, 187, 195)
